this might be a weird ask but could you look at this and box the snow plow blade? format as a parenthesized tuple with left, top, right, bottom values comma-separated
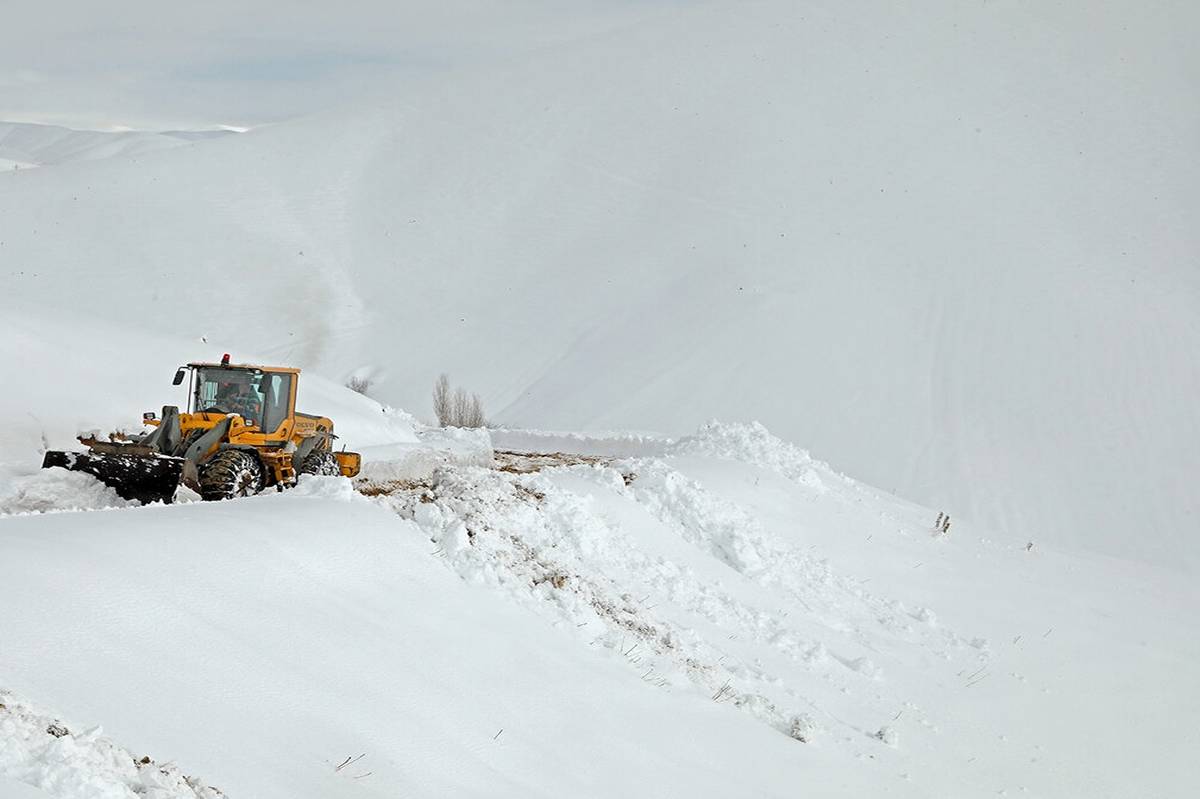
(42, 449, 185, 505)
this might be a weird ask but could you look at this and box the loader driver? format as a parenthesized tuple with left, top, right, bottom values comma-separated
(214, 375, 262, 425)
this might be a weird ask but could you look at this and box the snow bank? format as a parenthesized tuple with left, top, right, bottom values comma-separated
(288, 474, 359, 502)
(670, 421, 827, 490)
(0, 690, 223, 799)
(488, 429, 671, 458)
(616, 458, 780, 576)
(356, 450, 1200, 797)
(367, 459, 973, 749)
(371, 464, 788, 726)
(0, 467, 138, 516)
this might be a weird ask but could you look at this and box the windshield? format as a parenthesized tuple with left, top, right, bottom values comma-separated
(193, 367, 266, 426)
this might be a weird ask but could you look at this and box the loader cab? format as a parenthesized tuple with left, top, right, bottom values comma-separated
(185, 363, 299, 437)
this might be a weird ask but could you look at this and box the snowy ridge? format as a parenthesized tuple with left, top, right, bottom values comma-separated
(0, 691, 223, 799)
(0, 121, 236, 169)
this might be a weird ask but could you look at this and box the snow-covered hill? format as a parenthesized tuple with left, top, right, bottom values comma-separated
(0, 311, 416, 467)
(3, 420, 1195, 798)
(2, 0, 1198, 796)
(0, 121, 238, 169)
(0, 316, 1195, 796)
(2, 0, 1195, 571)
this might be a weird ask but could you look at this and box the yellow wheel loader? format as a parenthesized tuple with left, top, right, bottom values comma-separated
(42, 355, 361, 504)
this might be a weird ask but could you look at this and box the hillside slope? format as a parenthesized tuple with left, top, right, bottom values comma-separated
(0, 121, 236, 168)
(2, 423, 1195, 797)
(0, 311, 416, 463)
(1, 0, 1196, 571)
(0, 481, 850, 799)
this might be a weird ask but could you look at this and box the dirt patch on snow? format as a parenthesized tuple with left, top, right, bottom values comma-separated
(492, 450, 612, 474)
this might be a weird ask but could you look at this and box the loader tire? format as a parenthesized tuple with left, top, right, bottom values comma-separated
(199, 450, 265, 501)
(300, 450, 341, 477)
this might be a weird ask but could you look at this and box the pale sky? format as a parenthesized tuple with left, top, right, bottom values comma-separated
(0, 0, 659, 129)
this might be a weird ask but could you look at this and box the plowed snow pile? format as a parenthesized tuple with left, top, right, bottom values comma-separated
(0, 469, 137, 516)
(0, 691, 224, 799)
(351, 422, 1197, 797)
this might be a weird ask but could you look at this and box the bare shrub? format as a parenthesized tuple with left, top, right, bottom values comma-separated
(346, 375, 372, 395)
(433, 374, 486, 428)
(452, 387, 470, 426)
(456, 390, 485, 428)
(433, 374, 452, 426)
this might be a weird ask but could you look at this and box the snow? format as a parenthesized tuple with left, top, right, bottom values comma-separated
(2, 424, 1196, 797)
(0, 312, 417, 466)
(490, 429, 671, 459)
(0, 691, 224, 799)
(0, 122, 237, 169)
(0, 468, 138, 516)
(376, 431, 1197, 795)
(618, 458, 779, 575)
(0, 477, 868, 799)
(357, 426, 493, 484)
(2, 0, 1195, 571)
(669, 421, 828, 490)
(2, 1, 1198, 796)
(0, 776, 52, 798)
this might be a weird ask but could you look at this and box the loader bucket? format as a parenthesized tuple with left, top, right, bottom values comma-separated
(334, 451, 362, 478)
(42, 450, 185, 505)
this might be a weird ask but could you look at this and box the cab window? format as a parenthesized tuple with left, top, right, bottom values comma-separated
(194, 367, 264, 426)
(261, 373, 292, 433)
